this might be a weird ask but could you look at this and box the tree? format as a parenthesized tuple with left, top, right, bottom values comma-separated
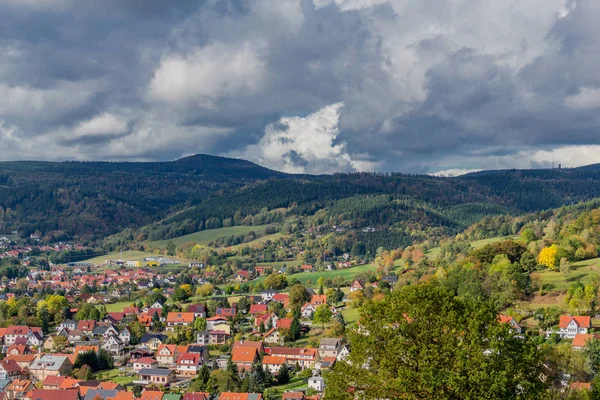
(166, 241, 177, 256)
(289, 284, 311, 309)
(313, 304, 333, 328)
(539, 245, 559, 270)
(277, 363, 290, 384)
(196, 283, 214, 298)
(194, 317, 207, 332)
(264, 273, 288, 290)
(53, 335, 67, 351)
(75, 364, 93, 380)
(584, 338, 600, 375)
(325, 281, 547, 399)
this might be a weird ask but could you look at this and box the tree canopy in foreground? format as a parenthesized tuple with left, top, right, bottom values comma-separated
(325, 281, 547, 399)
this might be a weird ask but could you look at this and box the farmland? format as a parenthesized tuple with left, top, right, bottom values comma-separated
(145, 225, 272, 248)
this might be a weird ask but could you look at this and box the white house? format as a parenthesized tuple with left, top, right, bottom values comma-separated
(552, 316, 592, 339)
(308, 375, 326, 392)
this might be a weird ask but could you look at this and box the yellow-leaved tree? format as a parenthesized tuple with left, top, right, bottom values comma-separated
(538, 244, 559, 270)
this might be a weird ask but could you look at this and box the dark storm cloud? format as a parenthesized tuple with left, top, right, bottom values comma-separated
(1, 0, 600, 174)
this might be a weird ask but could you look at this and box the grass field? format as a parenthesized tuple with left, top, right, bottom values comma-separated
(81, 250, 163, 265)
(535, 257, 600, 292)
(342, 307, 360, 324)
(145, 225, 272, 248)
(225, 232, 284, 251)
(270, 375, 307, 396)
(105, 301, 135, 312)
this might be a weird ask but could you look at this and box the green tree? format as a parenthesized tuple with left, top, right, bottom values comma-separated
(584, 338, 600, 375)
(277, 363, 290, 384)
(313, 304, 333, 328)
(289, 284, 311, 309)
(194, 317, 207, 332)
(325, 281, 547, 399)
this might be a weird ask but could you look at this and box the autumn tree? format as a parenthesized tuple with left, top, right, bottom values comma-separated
(538, 245, 559, 270)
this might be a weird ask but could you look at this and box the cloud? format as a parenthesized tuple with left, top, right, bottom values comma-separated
(233, 102, 375, 174)
(1, 0, 600, 174)
(75, 113, 129, 136)
(148, 41, 268, 108)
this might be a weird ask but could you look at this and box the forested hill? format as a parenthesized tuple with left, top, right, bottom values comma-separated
(1, 154, 600, 244)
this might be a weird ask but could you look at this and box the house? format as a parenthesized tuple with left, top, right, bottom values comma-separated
(166, 312, 195, 331)
(206, 317, 229, 330)
(249, 305, 268, 316)
(336, 345, 350, 362)
(300, 265, 313, 272)
(187, 305, 206, 318)
(556, 316, 592, 339)
(136, 369, 176, 385)
(253, 266, 272, 276)
(263, 328, 282, 345)
(27, 331, 44, 347)
(319, 356, 336, 370)
(139, 391, 165, 400)
(196, 330, 230, 346)
(215, 308, 236, 318)
(268, 347, 318, 370)
(77, 321, 97, 335)
(58, 320, 77, 331)
(6, 379, 35, 399)
(301, 304, 316, 319)
(260, 290, 279, 302)
(382, 275, 398, 286)
(101, 335, 124, 356)
(24, 390, 80, 400)
(234, 271, 250, 282)
(498, 315, 522, 334)
(570, 382, 592, 391)
(176, 353, 202, 376)
(350, 280, 364, 292)
(133, 358, 158, 373)
(84, 389, 120, 400)
(0, 359, 23, 381)
(572, 334, 594, 350)
(231, 346, 259, 372)
(182, 393, 210, 400)
(74, 345, 99, 356)
(281, 393, 305, 400)
(275, 318, 292, 330)
(139, 334, 167, 350)
(218, 394, 262, 400)
(271, 293, 289, 309)
(4, 326, 41, 346)
(310, 295, 327, 306)
(29, 355, 73, 382)
(308, 375, 325, 392)
(119, 327, 131, 345)
(262, 356, 286, 374)
(318, 338, 341, 358)
(156, 345, 178, 365)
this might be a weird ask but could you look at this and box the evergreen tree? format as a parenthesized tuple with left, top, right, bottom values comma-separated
(278, 363, 290, 385)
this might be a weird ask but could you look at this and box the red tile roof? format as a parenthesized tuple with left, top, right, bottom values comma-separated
(559, 315, 591, 329)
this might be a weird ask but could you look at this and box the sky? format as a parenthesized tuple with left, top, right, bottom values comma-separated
(1, 0, 600, 175)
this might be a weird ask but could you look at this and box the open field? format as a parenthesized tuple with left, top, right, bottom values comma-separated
(534, 257, 600, 292)
(145, 225, 272, 248)
(81, 251, 163, 265)
(225, 232, 284, 251)
(342, 307, 360, 324)
(105, 301, 135, 312)
(270, 375, 307, 396)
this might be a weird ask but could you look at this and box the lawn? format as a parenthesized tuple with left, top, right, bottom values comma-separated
(94, 368, 135, 386)
(225, 232, 284, 251)
(341, 307, 361, 324)
(534, 257, 600, 292)
(270, 375, 307, 396)
(145, 225, 272, 249)
(105, 301, 136, 312)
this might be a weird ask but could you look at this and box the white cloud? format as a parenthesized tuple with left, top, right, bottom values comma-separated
(148, 41, 268, 107)
(313, 0, 388, 11)
(565, 87, 600, 110)
(432, 168, 482, 177)
(234, 102, 374, 174)
(75, 113, 129, 136)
